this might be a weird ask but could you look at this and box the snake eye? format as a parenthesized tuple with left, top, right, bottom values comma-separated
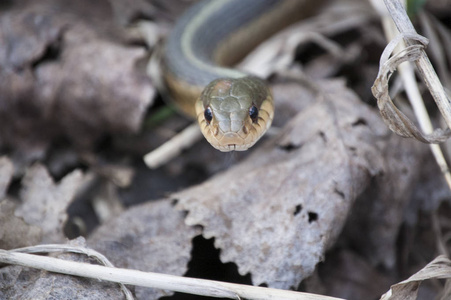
(249, 105, 258, 123)
(204, 107, 213, 124)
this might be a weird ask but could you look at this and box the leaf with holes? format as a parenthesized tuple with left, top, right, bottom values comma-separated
(88, 199, 201, 299)
(172, 79, 414, 289)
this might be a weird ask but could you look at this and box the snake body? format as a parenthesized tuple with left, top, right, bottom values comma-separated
(162, 0, 318, 151)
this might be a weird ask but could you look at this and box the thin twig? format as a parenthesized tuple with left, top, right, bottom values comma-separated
(11, 244, 134, 300)
(373, 0, 451, 189)
(143, 122, 202, 169)
(383, 0, 451, 131)
(381, 5, 451, 188)
(0, 250, 345, 300)
(141, 26, 204, 169)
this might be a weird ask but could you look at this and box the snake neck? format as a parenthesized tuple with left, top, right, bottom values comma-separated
(163, 0, 315, 92)
(161, 0, 324, 150)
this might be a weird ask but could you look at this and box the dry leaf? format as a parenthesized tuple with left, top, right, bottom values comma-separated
(0, 238, 124, 300)
(0, 156, 14, 199)
(172, 79, 400, 289)
(371, 32, 451, 143)
(238, 0, 374, 79)
(0, 200, 41, 250)
(408, 152, 451, 221)
(0, 4, 64, 160)
(0, 1, 154, 154)
(88, 199, 201, 299)
(380, 255, 451, 300)
(341, 130, 425, 267)
(15, 164, 84, 243)
(0, 155, 35, 248)
(317, 250, 393, 300)
(109, 0, 196, 26)
(34, 22, 153, 146)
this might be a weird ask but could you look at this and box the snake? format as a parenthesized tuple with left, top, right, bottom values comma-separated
(162, 0, 320, 152)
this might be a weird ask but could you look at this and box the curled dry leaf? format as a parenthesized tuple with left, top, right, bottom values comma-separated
(15, 164, 84, 244)
(88, 199, 201, 299)
(172, 80, 399, 289)
(371, 32, 451, 143)
(380, 255, 451, 300)
(0, 238, 124, 300)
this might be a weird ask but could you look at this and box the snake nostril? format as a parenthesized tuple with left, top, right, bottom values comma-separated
(242, 126, 248, 135)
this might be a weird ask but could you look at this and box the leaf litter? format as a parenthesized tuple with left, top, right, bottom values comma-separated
(88, 200, 202, 299)
(172, 78, 422, 289)
(0, 156, 14, 198)
(1, 0, 451, 300)
(0, 0, 154, 163)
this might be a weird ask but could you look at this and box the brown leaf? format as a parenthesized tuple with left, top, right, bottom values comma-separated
(317, 250, 393, 300)
(172, 80, 395, 289)
(0, 156, 14, 199)
(15, 164, 84, 243)
(34, 22, 153, 146)
(0, 5, 63, 69)
(342, 130, 425, 267)
(0, 5, 66, 157)
(0, 200, 41, 249)
(0, 1, 154, 154)
(88, 199, 201, 299)
(109, 0, 195, 26)
(380, 256, 451, 300)
(371, 33, 451, 143)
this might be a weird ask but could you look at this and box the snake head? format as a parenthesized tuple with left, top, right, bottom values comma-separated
(195, 76, 274, 152)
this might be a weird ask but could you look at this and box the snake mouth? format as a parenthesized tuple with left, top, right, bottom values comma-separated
(214, 143, 253, 152)
(208, 131, 259, 152)
(214, 133, 245, 152)
(196, 110, 271, 152)
(228, 144, 237, 151)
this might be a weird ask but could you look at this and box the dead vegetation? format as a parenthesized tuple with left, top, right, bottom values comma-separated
(1, 0, 451, 299)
